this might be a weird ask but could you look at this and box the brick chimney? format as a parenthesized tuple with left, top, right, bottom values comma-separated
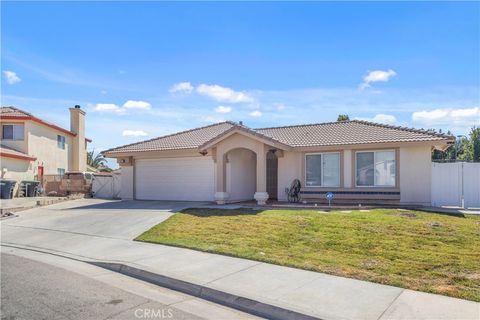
(69, 105, 86, 172)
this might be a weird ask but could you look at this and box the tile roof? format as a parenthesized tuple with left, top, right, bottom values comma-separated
(255, 120, 453, 147)
(103, 122, 236, 153)
(104, 120, 453, 155)
(1, 106, 92, 142)
(0, 144, 36, 160)
(0, 106, 32, 117)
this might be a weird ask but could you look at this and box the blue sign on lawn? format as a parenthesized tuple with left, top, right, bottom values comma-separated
(325, 192, 334, 200)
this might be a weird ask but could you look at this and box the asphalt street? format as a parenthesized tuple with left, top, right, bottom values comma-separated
(0, 253, 201, 320)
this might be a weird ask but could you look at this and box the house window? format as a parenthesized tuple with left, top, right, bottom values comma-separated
(57, 168, 65, 176)
(2, 124, 24, 140)
(57, 135, 66, 149)
(305, 152, 340, 187)
(356, 150, 396, 187)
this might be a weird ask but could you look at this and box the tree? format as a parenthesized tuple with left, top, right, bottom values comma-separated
(337, 114, 350, 122)
(471, 126, 480, 162)
(87, 150, 107, 168)
(431, 126, 480, 162)
(431, 129, 455, 161)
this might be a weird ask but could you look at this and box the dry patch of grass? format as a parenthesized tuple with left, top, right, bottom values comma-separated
(136, 208, 480, 301)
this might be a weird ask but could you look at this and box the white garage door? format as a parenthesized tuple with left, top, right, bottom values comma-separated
(135, 157, 215, 201)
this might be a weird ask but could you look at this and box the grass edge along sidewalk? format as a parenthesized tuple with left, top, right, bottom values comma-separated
(136, 208, 480, 302)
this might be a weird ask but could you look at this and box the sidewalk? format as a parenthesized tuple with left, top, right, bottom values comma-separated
(1, 222, 478, 320)
(0, 196, 74, 216)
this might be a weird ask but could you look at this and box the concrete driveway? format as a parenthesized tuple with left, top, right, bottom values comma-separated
(1, 198, 202, 240)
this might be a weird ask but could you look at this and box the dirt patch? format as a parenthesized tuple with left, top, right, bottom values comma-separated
(294, 216, 309, 228)
(434, 285, 460, 296)
(428, 221, 443, 228)
(398, 211, 417, 218)
(361, 259, 385, 270)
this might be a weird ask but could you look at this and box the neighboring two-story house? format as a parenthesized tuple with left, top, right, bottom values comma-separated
(0, 105, 90, 195)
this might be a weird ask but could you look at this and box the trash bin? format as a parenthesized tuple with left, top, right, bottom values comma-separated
(0, 180, 17, 199)
(20, 181, 40, 197)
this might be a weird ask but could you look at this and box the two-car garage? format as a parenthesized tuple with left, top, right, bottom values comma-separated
(134, 157, 215, 201)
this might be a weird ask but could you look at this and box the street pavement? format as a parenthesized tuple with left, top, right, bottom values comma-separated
(0, 251, 259, 320)
(1, 253, 201, 320)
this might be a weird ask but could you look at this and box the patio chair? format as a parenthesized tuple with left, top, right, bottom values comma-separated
(286, 179, 302, 203)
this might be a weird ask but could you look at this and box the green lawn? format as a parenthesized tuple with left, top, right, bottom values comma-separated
(136, 208, 480, 301)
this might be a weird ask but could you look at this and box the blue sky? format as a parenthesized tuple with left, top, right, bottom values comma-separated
(2, 1, 479, 166)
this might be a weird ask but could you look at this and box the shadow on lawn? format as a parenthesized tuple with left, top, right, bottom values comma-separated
(181, 208, 263, 217)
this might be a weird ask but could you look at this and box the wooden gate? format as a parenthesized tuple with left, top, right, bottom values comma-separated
(92, 173, 121, 199)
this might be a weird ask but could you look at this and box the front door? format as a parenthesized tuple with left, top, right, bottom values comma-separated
(266, 150, 278, 200)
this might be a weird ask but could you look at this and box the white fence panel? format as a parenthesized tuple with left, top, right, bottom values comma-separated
(431, 162, 480, 208)
(92, 174, 121, 199)
(463, 163, 480, 208)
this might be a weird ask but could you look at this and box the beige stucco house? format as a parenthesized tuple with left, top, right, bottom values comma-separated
(103, 121, 453, 206)
(0, 106, 90, 195)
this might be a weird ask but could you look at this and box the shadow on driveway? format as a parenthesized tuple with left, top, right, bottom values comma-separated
(67, 200, 210, 212)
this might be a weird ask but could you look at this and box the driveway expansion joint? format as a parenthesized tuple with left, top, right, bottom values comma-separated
(3, 224, 131, 241)
(375, 289, 405, 320)
(204, 261, 263, 285)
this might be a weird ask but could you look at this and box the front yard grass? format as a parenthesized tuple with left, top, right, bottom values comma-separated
(136, 208, 480, 301)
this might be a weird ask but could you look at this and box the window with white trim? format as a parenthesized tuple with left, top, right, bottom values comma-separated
(356, 150, 395, 187)
(57, 168, 65, 176)
(305, 152, 340, 187)
(2, 124, 24, 140)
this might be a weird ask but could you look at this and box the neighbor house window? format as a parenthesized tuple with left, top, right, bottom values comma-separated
(57, 135, 66, 149)
(2, 124, 24, 140)
(305, 152, 340, 187)
(356, 150, 395, 187)
(57, 168, 65, 176)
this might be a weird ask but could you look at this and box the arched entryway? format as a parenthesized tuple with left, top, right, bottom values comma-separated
(266, 150, 278, 200)
(225, 148, 257, 202)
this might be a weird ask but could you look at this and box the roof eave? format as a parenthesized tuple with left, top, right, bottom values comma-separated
(292, 138, 454, 151)
(102, 147, 200, 158)
(199, 126, 292, 151)
(0, 152, 36, 161)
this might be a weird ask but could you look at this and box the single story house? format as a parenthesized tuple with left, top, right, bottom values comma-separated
(103, 120, 453, 205)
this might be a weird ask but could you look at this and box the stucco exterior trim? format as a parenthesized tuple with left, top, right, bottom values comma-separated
(0, 152, 36, 161)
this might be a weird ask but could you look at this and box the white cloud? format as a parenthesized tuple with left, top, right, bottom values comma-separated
(100, 90, 107, 95)
(122, 130, 148, 137)
(169, 82, 194, 94)
(203, 115, 225, 123)
(359, 69, 396, 90)
(215, 105, 232, 113)
(3, 70, 21, 84)
(412, 107, 480, 125)
(197, 84, 254, 103)
(94, 103, 125, 114)
(356, 114, 397, 124)
(123, 100, 152, 110)
(94, 100, 152, 115)
(249, 110, 262, 118)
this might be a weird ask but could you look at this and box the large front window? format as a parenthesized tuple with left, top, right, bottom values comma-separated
(356, 150, 395, 187)
(2, 124, 24, 140)
(305, 152, 340, 187)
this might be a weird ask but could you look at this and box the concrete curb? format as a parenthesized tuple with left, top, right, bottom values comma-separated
(89, 261, 321, 320)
